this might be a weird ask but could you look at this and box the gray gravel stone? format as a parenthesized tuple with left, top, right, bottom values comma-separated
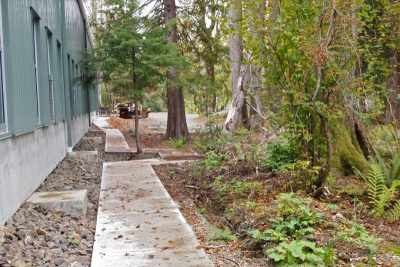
(0, 130, 110, 266)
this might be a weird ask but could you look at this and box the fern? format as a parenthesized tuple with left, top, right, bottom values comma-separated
(390, 153, 400, 183)
(389, 200, 400, 221)
(375, 183, 397, 217)
(361, 164, 400, 220)
(365, 164, 386, 210)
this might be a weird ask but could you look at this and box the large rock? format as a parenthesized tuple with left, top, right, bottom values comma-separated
(27, 190, 88, 217)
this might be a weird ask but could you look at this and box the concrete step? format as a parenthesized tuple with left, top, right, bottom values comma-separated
(27, 190, 88, 216)
(91, 161, 212, 267)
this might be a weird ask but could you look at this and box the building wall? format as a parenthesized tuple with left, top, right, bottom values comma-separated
(2, 0, 64, 134)
(71, 113, 90, 146)
(0, 122, 67, 225)
(0, 0, 96, 136)
(0, 0, 97, 225)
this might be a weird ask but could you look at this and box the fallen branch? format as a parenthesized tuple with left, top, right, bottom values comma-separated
(185, 185, 199, 190)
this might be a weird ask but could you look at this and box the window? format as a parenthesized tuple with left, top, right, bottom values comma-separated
(46, 30, 55, 123)
(32, 11, 41, 125)
(68, 56, 75, 117)
(0, 2, 6, 132)
(75, 64, 79, 115)
(56, 41, 63, 119)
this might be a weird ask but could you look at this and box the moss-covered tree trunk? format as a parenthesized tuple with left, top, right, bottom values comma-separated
(330, 116, 372, 176)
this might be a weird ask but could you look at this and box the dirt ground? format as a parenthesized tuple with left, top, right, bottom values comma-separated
(154, 162, 400, 267)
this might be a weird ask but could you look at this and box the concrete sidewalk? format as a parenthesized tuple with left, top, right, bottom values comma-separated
(93, 117, 111, 130)
(91, 160, 212, 267)
(105, 129, 136, 153)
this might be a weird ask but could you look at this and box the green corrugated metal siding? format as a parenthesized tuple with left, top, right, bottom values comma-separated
(0, 0, 98, 137)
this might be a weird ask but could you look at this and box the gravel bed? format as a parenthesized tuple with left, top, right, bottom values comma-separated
(0, 129, 118, 267)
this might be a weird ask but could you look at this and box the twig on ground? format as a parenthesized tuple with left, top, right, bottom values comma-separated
(185, 185, 200, 190)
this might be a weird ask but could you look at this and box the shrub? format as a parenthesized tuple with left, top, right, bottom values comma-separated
(282, 160, 321, 192)
(261, 139, 297, 171)
(232, 180, 262, 197)
(266, 240, 326, 266)
(210, 227, 237, 242)
(248, 193, 323, 243)
(210, 175, 228, 199)
(203, 151, 227, 170)
(275, 193, 322, 220)
(337, 220, 382, 253)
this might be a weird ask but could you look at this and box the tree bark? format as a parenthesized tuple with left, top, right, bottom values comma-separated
(386, 49, 400, 122)
(132, 50, 142, 154)
(247, 0, 266, 129)
(224, 0, 246, 133)
(163, 0, 190, 139)
(134, 96, 142, 154)
(206, 62, 217, 113)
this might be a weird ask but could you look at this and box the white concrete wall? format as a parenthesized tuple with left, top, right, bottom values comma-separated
(0, 114, 90, 225)
(0, 123, 67, 225)
(71, 114, 90, 147)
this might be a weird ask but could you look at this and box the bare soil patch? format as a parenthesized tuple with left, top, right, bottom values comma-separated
(154, 162, 400, 267)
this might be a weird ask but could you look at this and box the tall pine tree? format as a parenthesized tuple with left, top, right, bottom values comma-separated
(94, 0, 183, 153)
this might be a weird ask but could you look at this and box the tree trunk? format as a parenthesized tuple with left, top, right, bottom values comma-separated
(386, 49, 400, 122)
(206, 62, 217, 113)
(163, 0, 190, 139)
(224, 0, 246, 133)
(134, 96, 142, 154)
(247, 0, 266, 129)
(132, 50, 142, 154)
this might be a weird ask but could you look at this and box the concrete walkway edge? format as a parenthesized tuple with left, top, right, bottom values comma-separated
(91, 160, 213, 267)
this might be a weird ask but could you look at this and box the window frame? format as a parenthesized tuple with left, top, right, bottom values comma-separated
(31, 9, 41, 125)
(0, 2, 7, 133)
(46, 28, 55, 123)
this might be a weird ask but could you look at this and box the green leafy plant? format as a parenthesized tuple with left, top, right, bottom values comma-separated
(199, 208, 207, 216)
(388, 245, 400, 256)
(357, 163, 400, 220)
(245, 201, 258, 209)
(167, 138, 188, 149)
(203, 151, 227, 170)
(210, 227, 237, 242)
(372, 125, 398, 157)
(232, 180, 262, 197)
(68, 238, 80, 246)
(337, 220, 382, 253)
(261, 139, 297, 171)
(282, 160, 321, 192)
(275, 193, 323, 222)
(269, 217, 316, 239)
(248, 193, 323, 243)
(210, 175, 228, 199)
(266, 240, 326, 266)
(375, 152, 400, 186)
(326, 203, 339, 212)
(234, 143, 245, 160)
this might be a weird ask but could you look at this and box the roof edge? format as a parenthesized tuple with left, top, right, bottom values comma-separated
(77, 0, 95, 48)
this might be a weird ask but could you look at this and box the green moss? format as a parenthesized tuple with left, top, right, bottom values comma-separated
(331, 121, 368, 175)
(339, 183, 366, 197)
(389, 245, 400, 255)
